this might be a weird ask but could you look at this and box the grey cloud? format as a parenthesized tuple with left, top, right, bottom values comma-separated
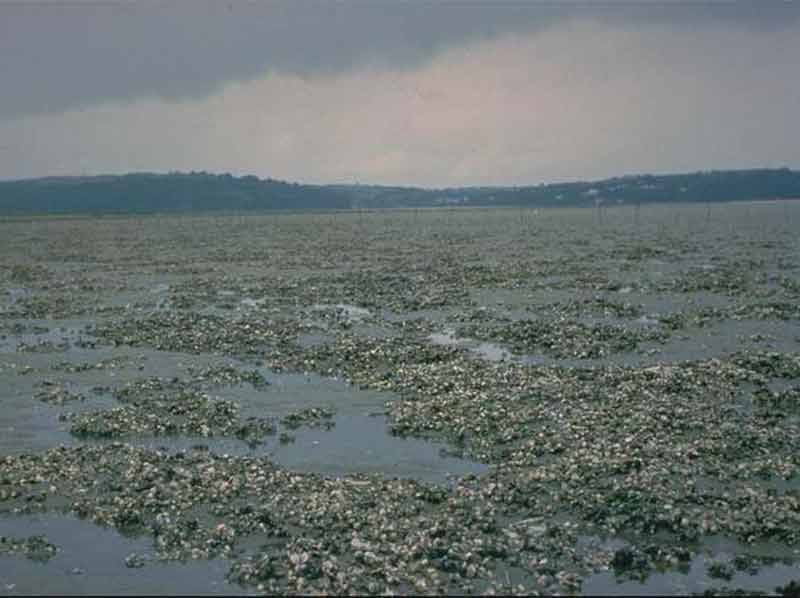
(3, 15, 798, 186)
(2, 1, 798, 121)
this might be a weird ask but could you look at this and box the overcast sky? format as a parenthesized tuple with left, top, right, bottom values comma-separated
(2, 1, 799, 187)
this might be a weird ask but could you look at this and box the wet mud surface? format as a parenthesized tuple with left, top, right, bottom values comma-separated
(2, 204, 800, 594)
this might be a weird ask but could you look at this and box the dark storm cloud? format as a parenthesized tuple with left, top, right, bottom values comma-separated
(2, 1, 798, 121)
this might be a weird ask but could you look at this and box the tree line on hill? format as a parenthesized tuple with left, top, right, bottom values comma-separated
(1, 168, 799, 214)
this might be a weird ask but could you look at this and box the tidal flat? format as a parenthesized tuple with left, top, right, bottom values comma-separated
(2, 203, 800, 595)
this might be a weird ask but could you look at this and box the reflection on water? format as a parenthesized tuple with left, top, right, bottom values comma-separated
(583, 553, 800, 596)
(123, 413, 487, 485)
(268, 413, 487, 482)
(149, 283, 170, 294)
(0, 515, 247, 596)
(205, 366, 487, 482)
(581, 534, 800, 596)
(428, 329, 513, 362)
(0, 352, 486, 484)
(0, 325, 91, 354)
(312, 303, 371, 321)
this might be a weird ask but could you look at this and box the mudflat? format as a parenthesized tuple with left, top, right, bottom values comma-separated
(2, 203, 800, 595)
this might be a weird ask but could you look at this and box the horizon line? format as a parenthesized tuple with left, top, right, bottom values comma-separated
(0, 164, 797, 191)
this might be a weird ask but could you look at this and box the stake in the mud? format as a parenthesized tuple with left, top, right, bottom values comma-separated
(594, 198, 604, 225)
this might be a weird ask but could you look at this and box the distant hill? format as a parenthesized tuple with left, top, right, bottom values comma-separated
(1, 168, 799, 214)
(0, 172, 351, 214)
(338, 168, 800, 209)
